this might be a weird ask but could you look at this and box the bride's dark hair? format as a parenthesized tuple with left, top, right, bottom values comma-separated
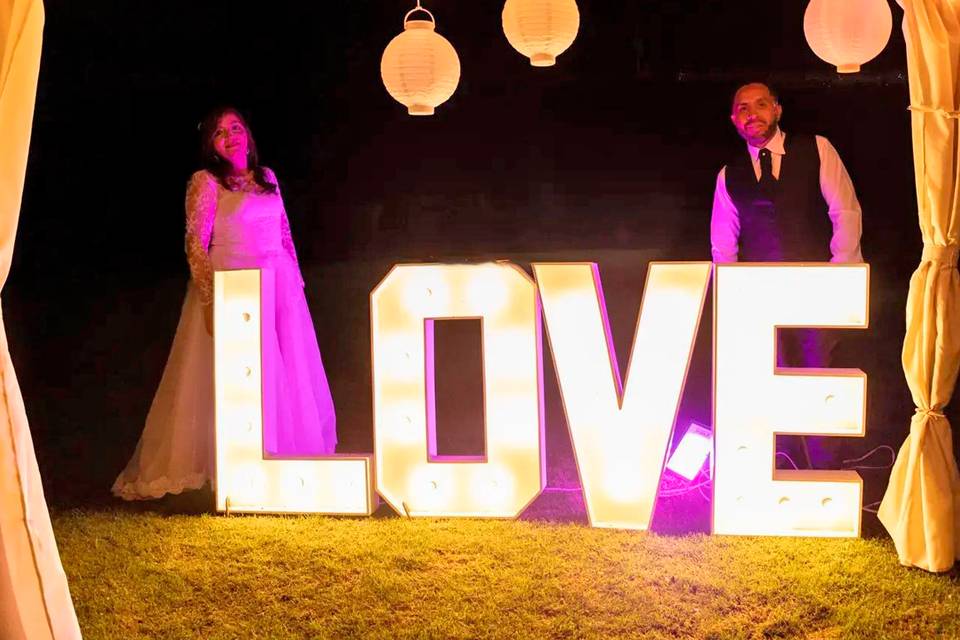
(198, 106, 277, 194)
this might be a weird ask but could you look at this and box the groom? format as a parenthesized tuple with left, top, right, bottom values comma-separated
(710, 82, 864, 468)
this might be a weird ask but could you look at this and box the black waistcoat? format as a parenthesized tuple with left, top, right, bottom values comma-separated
(725, 133, 832, 262)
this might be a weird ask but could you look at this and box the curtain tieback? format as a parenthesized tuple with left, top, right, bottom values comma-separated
(915, 408, 946, 419)
(921, 243, 959, 266)
(909, 104, 960, 119)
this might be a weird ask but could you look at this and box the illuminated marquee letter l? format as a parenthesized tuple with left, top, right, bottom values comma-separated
(214, 269, 375, 515)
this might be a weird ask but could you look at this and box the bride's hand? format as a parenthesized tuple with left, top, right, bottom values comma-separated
(203, 303, 213, 336)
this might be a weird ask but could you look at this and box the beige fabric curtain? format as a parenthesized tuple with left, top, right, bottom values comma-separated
(878, 0, 960, 573)
(0, 0, 82, 637)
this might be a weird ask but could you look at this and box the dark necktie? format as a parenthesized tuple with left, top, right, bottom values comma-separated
(758, 148, 774, 186)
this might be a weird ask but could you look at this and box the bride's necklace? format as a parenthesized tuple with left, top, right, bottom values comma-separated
(225, 169, 256, 191)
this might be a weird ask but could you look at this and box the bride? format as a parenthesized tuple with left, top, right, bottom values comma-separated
(112, 107, 337, 500)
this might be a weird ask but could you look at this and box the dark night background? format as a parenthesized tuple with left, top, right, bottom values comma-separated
(7, 1, 946, 527)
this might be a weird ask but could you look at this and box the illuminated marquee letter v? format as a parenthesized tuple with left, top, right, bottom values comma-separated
(534, 262, 712, 529)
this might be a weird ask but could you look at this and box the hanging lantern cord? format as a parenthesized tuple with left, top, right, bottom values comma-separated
(404, 0, 436, 27)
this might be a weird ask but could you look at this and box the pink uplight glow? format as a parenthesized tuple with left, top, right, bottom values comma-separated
(665, 422, 712, 481)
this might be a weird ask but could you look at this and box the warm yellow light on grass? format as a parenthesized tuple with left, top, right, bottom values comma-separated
(803, 0, 892, 73)
(502, 0, 580, 67)
(371, 263, 545, 518)
(534, 262, 712, 529)
(713, 264, 869, 537)
(214, 269, 375, 515)
(381, 2, 461, 116)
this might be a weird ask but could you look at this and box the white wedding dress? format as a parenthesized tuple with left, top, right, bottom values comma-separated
(112, 168, 337, 500)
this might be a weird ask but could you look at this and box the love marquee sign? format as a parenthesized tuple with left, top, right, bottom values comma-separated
(212, 261, 869, 538)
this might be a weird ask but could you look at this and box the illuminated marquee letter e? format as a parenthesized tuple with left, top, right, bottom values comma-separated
(713, 264, 868, 537)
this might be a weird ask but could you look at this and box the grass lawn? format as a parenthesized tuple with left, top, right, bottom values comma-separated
(54, 508, 959, 639)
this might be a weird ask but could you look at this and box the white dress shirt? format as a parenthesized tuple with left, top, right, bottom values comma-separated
(710, 128, 863, 263)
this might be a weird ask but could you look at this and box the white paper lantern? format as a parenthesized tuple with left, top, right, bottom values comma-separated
(502, 0, 580, 67)
(803, 0, 892, 73)
(381, 3, 461, 116)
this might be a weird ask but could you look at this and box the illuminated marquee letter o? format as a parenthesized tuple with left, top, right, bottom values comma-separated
(371, 263, 546, 517)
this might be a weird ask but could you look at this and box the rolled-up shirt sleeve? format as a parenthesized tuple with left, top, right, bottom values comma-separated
(816, 135, 863, 263)
(710, 167, 740, 263)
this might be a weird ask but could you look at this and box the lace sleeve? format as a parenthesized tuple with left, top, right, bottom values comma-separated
(184, 171, 218, 305)
(264, 168, 305, 287)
